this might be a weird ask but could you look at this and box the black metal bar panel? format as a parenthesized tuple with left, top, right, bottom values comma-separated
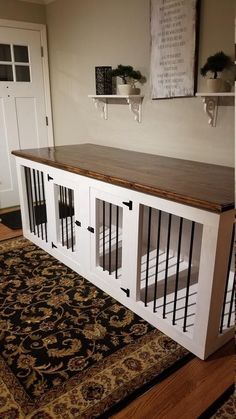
(24, 167, 33, 232)
(65, 187, 69, 249)
(163, 213, 172, 318)
(37, 170, 44, 240)
(32, 169, 40, 237)
(28, 169, 36, 234)
(41, 172, 48, 242)
(145, 207, 152, 307)
(183, 221, 195, 332)
(109, 203, 112, 275)
(153, 210, 162, 312)
(172, 217, 183, 325)
(69, 189, 74, 252)
(115, 206, 119, 279)
(220, 225, 235, 332)
(59, 186, 64, 247)
(227, 273, 235, 328)
(103, 200, 105, 271)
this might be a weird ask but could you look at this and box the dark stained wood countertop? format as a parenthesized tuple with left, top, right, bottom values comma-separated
(12, 143, 234, 213)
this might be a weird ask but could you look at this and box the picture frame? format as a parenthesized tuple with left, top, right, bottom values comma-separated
(150, 0, 200, 99)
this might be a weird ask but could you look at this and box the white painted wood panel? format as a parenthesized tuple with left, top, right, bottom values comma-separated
(0, 23, 52, 208)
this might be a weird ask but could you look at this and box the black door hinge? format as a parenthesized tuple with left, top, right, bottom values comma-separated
(120, 287, 130, 297)
(87, 226, 94, 233)
(51, 242, 57, 249)
(122, 200, 133, 210)
(46, 116, 49, 126)
(75, 220, 81, 227)
(47, 174, 53, 181)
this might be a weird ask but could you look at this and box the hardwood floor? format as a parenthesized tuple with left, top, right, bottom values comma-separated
(0, 213, 234, 419)
(112, 340, 234, 419)
(0, 222, 22, 241)
(0, 207, 22, 241)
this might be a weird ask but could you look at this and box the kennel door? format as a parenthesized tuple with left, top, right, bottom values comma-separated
(22, 165, 48, 243)
(49, 174, 79, 261)
(90, 188, 125, 290)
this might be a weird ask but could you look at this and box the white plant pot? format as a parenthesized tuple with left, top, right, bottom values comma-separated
(130, 87, 141, 95)
(207, 78, 223, 93)
(118, 84, 133, 95)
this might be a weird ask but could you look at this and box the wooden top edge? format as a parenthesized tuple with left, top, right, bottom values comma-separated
(12, 144, 235, 214)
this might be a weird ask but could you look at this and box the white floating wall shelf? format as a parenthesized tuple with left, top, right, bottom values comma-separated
(88, 95, 144, 123)
(196, 92, 235, 127)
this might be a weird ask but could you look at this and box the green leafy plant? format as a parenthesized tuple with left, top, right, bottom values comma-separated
(200, 51, 233, 79)
(110, 65, 146, 85)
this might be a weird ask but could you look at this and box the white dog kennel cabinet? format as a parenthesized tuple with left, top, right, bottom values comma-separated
(13, 144, 235, 360)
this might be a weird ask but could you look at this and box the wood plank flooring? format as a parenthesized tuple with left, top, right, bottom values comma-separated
(0, 223, 22, 241)
(0, 206, 22, 241)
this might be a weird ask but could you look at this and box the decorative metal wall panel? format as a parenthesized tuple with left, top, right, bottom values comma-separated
(95, 66, 112, 95)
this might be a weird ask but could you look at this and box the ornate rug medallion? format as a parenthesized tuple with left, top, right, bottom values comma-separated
(0, 238, 189, 418)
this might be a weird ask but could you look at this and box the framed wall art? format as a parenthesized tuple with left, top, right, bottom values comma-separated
(150, 0, 200, 99)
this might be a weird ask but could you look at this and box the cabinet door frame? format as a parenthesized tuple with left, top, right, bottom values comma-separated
(47, 172, 80, 263)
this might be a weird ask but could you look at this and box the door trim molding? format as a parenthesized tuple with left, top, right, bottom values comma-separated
(0, 19, 54, 147)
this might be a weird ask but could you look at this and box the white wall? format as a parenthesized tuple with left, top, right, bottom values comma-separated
(45, 0, 234, 167)
(0, 0, 46, 23)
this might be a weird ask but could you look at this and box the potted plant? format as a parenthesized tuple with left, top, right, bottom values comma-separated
(110, 64, 146, 95)
(200, 51, 233, 92)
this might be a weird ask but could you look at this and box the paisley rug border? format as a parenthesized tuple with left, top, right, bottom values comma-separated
(0, 236, 192, 417)
(96, 352, 194, 419)
(198, 384, 235, 419)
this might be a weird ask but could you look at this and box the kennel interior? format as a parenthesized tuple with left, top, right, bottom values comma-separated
(54, 183, 75, 252)
(96, 198, 123, 280)
(137, 205, 203, 335)
(24, 166, 48, 242)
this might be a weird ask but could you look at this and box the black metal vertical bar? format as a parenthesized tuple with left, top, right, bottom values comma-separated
(59, 186, 64, 246)
(24, 167, 33, 232)
(69, 189, 74, 252)
(28, 169, 36, 234)
(172, 217, 183, 325)
(32, 169, 39, 237)
(115, 206, 119, 279)
(65, 187, 69, 249)
(153, 210, 162, 312)
(37, 170, 44, 240)
(227, 273, 235, 328)
(103, 201, 105, 271)
(183, 221, 195, 332)
(163, 213, 172, 318)
(41, 172, 47, 242)
(109, 203, 112, 275)
(220, 225, 235, 332)
(145, 207, 152, 307)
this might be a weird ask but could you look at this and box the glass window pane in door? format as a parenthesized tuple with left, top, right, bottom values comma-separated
(0, 44, 11, 61)
(15, 65, 30, 82)
(0, 65, 13, 81)
(13, 45, 29, 63)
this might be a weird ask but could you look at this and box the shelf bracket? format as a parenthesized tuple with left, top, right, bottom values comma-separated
(126, 96, 142, 123)
(92, 98, 108, 120)
(202, 96, 219, 127)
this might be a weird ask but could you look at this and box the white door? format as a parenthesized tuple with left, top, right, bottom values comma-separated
(0, 25, 52, 208)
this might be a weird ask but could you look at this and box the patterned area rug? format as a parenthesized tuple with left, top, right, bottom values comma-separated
(0, 237, 190, 418)
(212, 392, 235, 418)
